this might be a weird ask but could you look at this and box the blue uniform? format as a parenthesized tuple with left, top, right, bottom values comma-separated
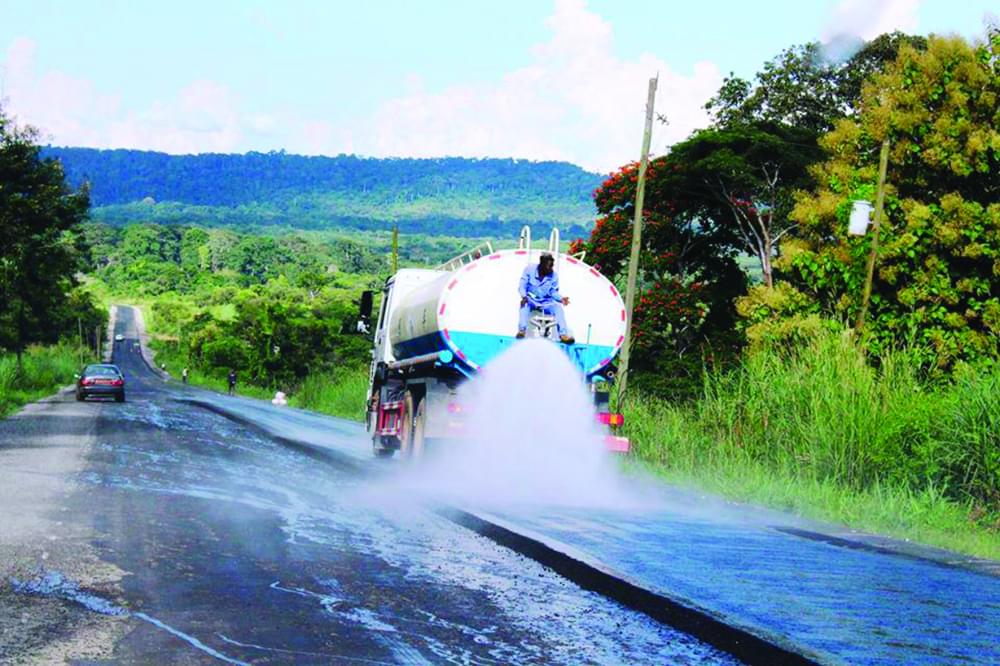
(518, 264, 571, 337)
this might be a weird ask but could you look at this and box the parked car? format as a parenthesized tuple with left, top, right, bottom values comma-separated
(114, 333, 124, 341)
(76, 364, 126, 402)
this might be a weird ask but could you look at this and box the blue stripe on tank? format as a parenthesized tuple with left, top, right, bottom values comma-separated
(394, 330, 615, 376)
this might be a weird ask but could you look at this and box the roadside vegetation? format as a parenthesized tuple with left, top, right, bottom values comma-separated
(293, 367, 370, 421)
(0, 106, 106, 417)
(0, 345, 91, 417)
(82, 224, 377, 399)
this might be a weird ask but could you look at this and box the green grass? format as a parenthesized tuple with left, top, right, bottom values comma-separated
(0, 345, 91, 417)
(291, 367, 369, 421)
(623, 333, 1000, 561)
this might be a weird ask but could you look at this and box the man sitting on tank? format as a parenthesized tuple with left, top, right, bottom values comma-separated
(516, 252, 575, 344)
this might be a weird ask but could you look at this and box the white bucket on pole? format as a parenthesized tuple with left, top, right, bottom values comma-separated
(849, 200, 873, 236)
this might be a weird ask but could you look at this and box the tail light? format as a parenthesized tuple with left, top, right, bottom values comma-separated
(111, 378, 124, 386)
(82, 378, 95, 386)
(597, 412, 624, 426)
(447, 402, 463, 414)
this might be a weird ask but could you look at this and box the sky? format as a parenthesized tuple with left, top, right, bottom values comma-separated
(0, 0, 993, 173)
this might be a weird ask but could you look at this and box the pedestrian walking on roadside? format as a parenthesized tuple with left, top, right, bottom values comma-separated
(182, 367, 189, 384)
(227, 370, 237, 396)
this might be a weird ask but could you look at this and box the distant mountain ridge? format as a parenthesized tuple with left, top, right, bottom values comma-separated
(44, 147, 603, 238)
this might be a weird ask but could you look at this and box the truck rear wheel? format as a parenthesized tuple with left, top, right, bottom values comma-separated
(398, 392, 416, 459)
(411, 399, 426, 459)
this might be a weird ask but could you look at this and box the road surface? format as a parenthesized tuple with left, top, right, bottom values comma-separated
(1, 306, 998, 665)
(0, 308, 735, 664)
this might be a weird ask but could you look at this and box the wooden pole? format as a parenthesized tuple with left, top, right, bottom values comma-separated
(616, 76, 658, 401)
(391, 224, 399, 274)
(857, 138, 890, 333)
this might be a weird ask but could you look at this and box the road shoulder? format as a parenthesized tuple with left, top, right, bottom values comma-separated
(0, 390, 131, 663)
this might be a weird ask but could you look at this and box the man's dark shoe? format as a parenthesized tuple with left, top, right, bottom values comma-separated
(515, 330, 526, 339)
(559, 335, 575, 344)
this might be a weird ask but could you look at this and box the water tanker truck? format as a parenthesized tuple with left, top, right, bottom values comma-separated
(364, 227, 629, 458)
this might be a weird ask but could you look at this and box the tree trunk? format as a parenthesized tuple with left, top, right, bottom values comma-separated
(15, 298, 25, 376)
(762, 234, 774, 288)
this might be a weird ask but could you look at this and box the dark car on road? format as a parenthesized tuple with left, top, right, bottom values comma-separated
(76, 364, 126, 402)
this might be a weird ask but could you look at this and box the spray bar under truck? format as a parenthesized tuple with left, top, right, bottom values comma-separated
(364, 227, 629, 458)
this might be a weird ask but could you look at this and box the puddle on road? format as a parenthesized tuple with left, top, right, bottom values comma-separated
(11, 570, 127, 617)
(10, 569, 249, 665)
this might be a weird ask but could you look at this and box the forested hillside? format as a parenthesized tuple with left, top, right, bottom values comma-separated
(44, 148, 602, 237)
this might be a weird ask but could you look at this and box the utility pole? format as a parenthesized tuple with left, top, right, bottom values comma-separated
(857, 138, 890, 333)
(78, 317, 84, 366)
(616, 76, 658, 401)
(391, 224, 399, 274)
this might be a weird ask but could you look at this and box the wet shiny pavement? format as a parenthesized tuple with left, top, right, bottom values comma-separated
(41, 308, 737, 664)
(482, 506, 1000, 665)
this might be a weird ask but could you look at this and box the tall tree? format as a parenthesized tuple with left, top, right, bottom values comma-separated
(774, 32, 1000, 367)
(651, 124, 822, 288)
(573, 156, 747, 397)
(0, 109, 91, 364)
(706, 32, 928, 134)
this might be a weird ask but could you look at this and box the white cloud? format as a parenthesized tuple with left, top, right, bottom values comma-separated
(1, 37, 249, 154)
(2, 37, 122, 146)
(1, 1, 723, 171)
(109, 80, 246, 154)
(821, 0, 921, 42)
(357, 0, 722, 172)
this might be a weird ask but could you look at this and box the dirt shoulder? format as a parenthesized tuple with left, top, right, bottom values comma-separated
(0, 390, 130, 664)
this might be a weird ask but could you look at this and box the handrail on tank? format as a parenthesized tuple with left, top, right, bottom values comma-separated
(548, 228, 560, 262)
(434, 241, 494, 272)
(518, 225, 532, 261)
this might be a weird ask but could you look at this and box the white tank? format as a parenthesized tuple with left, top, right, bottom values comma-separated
(388, 249, 627, 376)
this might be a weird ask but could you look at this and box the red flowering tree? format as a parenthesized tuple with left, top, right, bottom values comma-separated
(574, 159, 746, 397)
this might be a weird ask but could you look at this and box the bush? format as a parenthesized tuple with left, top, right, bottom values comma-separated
(932, 363, 1000, 508)
(0, 345, 83, 416)
(292, 366, 369, 422)
(625, 331, 1000, 514)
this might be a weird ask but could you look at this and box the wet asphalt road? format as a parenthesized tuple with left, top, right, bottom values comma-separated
(1, 308, 737, 664)
(4, 306, 1000, 665)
